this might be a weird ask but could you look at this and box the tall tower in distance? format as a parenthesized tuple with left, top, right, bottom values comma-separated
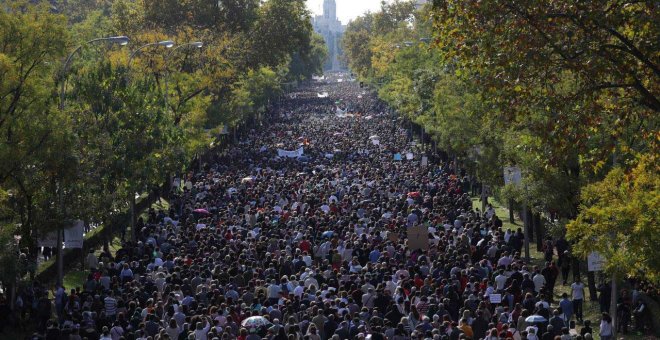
(313, 0, 346, 72)
(323, 0, 337, 20)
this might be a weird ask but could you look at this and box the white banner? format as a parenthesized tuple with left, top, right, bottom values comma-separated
(588, 251, 606, 272)
(504, 166, 522, 185)
(63, 220, 84, 249)
(406, 153, 414, 160)
(277, 147, 304, 158)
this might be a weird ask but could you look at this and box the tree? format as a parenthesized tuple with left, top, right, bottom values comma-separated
(567, 155, 660, 282)
(430, 0, 659, 170)
(342, 19, 374, 79)
(248, 0, 312, 69)
(288, 33, 329, 80)
(0, 0, 69, 247)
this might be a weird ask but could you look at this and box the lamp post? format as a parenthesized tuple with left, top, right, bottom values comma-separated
(125, 40, 175, 242)
(59, 36, 129, 111)
(164, 42, 203, 110)
(127, 40, 175, 69)
(57, 35, 129, 287)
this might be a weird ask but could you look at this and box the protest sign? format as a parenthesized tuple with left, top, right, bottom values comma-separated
(407, 226, 429, 251)
(277, 147, 304, 158)
(588, 252, 606, 272)
(63, 220, 84, 248)
(503, 166, 522, 185)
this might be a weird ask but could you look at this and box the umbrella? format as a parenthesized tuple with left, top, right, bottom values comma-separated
(241, 177, 254, 183)
(241, 316, 271, 329)
(407, 192, 421, 198)
(193, 208, 210, 215)
(525, 315, 547, 323)
(369, 135, 380, 140)
(321, 231, 334, 238)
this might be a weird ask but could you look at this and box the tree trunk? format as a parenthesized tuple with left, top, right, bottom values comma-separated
(572, 258, 581, 282)
(56, 228, 63, 287)
(610, 275, 618, 334)
(523, 204, 530, 262)
(587, 271, 597, 301)
(535, 213, 544, 252)
(130, 194, 136, 242)
(509, 199, 515, 223)
(526, 209, 534, 240)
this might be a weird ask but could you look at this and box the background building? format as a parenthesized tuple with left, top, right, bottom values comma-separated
(312, 0, 346, 71)
(415, 0, 428, 8)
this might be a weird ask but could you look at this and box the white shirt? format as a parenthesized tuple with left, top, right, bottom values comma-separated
(571, 282, 585, 300)
(600, 320, 613, 336)
(293, 285, 305, 298)
(303, 255, 312, 267)
(194, 322, 211, 340)
(532, 274, 546, 292)
(267, 284, 281, 299)
(495, 274, 508, 290)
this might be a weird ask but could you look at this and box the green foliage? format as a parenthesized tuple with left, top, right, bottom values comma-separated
(431, 0, 659, 170)
(0, 226, 20, 286)
(342, 0, 659, 282)
(248, 0, 313, 72)
(567, 155, 660, 282)
(288, 33, 329, 80)
(229, 67, 281, 123)
(0, 1, 70, 239)
(0, 0, 324, 263)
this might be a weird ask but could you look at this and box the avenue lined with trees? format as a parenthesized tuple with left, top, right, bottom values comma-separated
(0, 0, 327, 291)
(0, 0, 657, 339)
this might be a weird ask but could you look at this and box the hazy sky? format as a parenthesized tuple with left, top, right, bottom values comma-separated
(306, 0, 393, 25)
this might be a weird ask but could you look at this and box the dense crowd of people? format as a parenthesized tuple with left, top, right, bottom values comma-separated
(4, 75, 655, 340)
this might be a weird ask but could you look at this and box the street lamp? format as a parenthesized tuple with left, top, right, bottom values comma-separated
(57, 36, 129, 287)
(59, 36, 130, 111)
(164, 42, 204, 110)
(127, 40, 175, 68)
